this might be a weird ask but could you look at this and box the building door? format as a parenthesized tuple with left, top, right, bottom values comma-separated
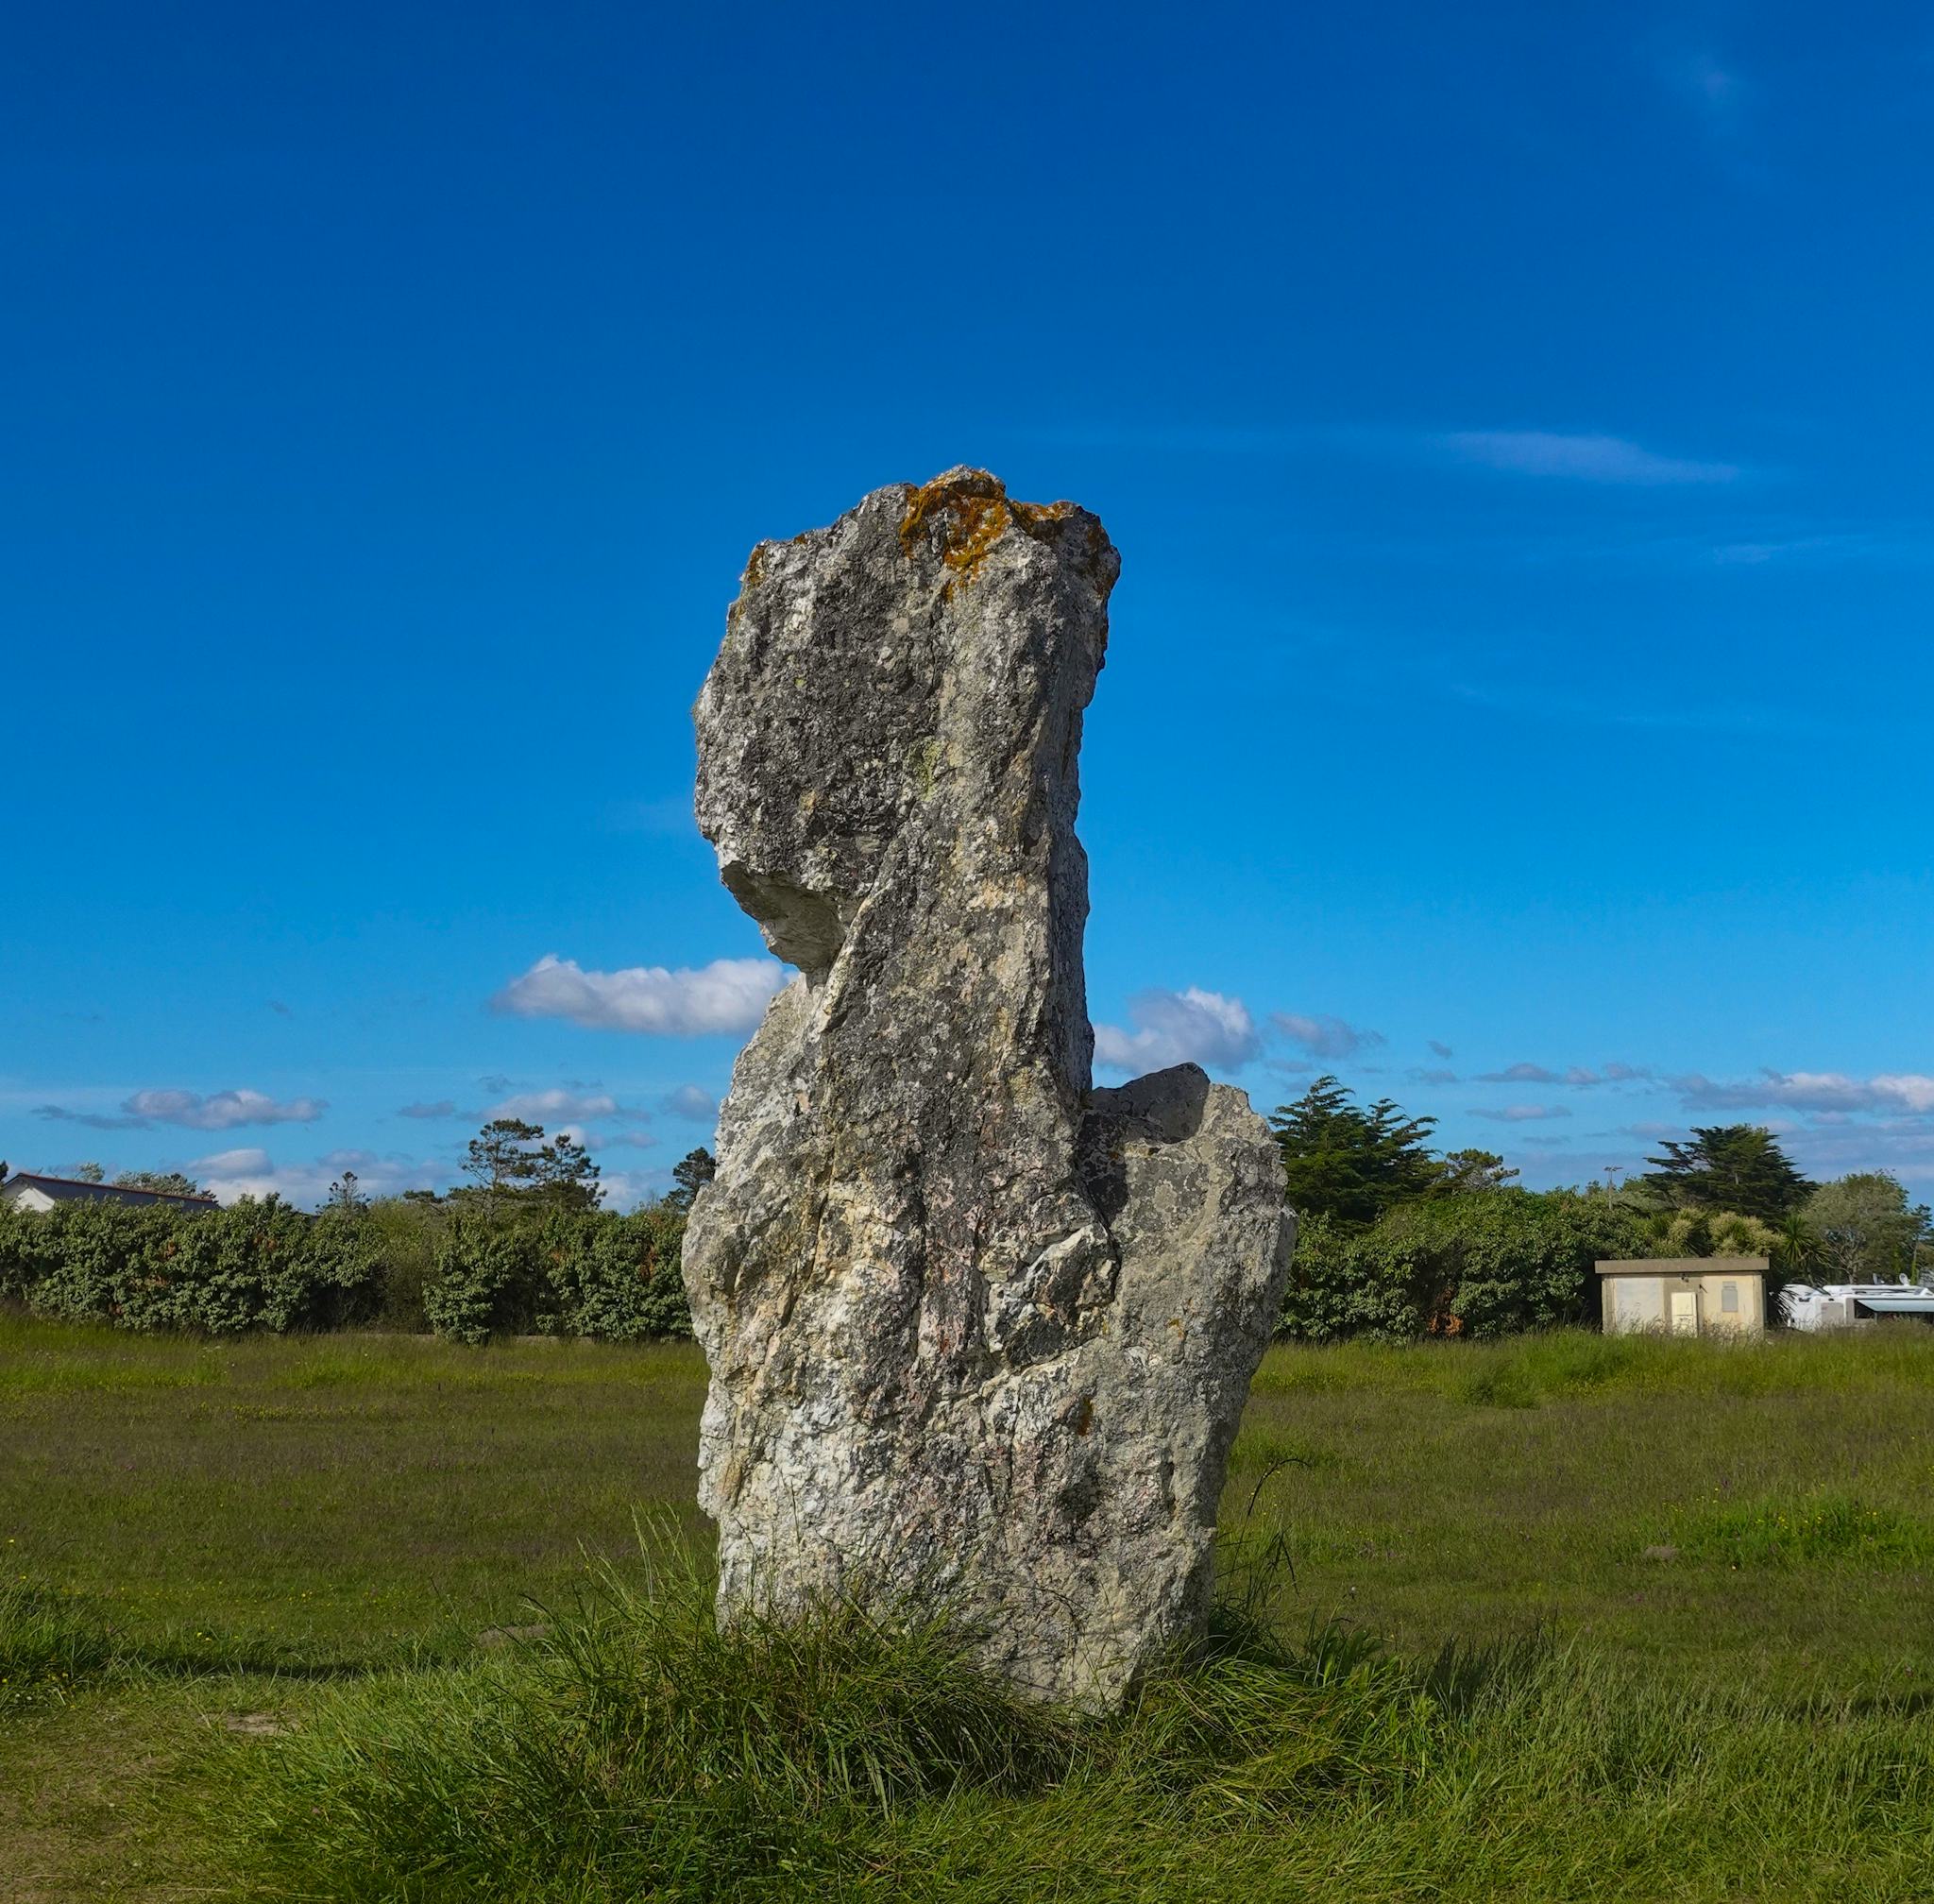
(1670, 1289, 1699, 1336)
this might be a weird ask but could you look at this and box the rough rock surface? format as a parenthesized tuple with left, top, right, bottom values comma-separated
(685, 469, 1294, 1708)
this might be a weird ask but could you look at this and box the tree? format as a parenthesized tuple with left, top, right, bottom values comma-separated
(1643, 1126, 1813, 1222)
(1278, 1187, 1651, 1343)
(1434, 1148, 1519, 1195)
(69, 1162, 106, 1182)
(665, 1147, 716, 1215)
(325, 1169, 368, 1214)
(461, 1119, 548, 1200)
(457, 1118, 602, 1212)
(1773, 1211, 1820, 1282)
(114, 1169, 204, 1197)
(534, 1130, 603, 1210)
(1269, 1077, 1438, 1228)
(1802, 1173, 1932, 1283)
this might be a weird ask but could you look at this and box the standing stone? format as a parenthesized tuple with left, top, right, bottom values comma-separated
(685, 468, 1294, 1708)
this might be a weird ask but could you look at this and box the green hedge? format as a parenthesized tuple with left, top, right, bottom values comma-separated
(424, 1206, 692, 1346)
(1277, 1190, 1654, 1343)
(0, 1198, 693, 1344)
(0, 1198, 383, 1334)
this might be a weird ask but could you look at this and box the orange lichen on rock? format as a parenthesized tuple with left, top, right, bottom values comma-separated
(898, 474, 1094, 594)
(898, 468, 1015, 584)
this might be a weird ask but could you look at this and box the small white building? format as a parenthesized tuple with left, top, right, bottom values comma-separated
(1597, 1257, 1768, 1337)
(1780, 1280, 1934, 1331)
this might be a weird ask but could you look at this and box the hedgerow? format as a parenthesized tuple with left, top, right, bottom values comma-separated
(424, 1206, 691, 1345)
(0, 1196, 694, 1343)
(1277, 1190, 1654, 1343)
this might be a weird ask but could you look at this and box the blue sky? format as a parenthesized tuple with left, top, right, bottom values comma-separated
(5, 2, 1932, 1207)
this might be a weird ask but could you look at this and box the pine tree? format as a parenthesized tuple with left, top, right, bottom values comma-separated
(666, 1147, 716, 1214)
(460, 1118, 547, 1210)
(1643, 1126, 1813, 1222)
(1269, 1077, 1438, 1227)
(534, 1130, 603, 1210)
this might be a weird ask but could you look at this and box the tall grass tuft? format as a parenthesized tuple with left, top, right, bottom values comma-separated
(191, 1547, 1934, 1903)
(0, 1576, 122, 1713)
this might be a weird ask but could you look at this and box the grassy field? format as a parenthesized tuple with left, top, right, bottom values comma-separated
(3, 1314, 1932, 1899)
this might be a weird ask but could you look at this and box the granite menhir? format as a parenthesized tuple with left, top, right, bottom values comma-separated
(684, 468, 1294, 1708)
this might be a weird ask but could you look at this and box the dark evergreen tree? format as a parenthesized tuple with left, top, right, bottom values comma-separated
(534, 1130, 603, 1210)
(1643, 1125, 1813, 1222)
(460, 1118, 547, 1209)
(665, 1147, 716, 1214)
(1269, 1076, 1438, 1227)
(1434, 1148, 1519, 1194)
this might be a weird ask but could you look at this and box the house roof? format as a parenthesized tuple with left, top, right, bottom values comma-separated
(1, 1172, 217, 1211)
(1595, 1257, 1769, 1277)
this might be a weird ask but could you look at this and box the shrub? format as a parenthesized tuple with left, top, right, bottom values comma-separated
(0, 1194, 691, 1343)
(0, 1197, 383, 1334)
(424, 1207, 692, 1345)
(1279, 1191, 1652, 1343)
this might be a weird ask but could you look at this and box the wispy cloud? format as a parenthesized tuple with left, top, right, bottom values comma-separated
(398, 1099, 457, 1120)
(1476, 1062, 1651, 1089)
(37, 1087, 326, 1132)
(1427, 1040, 1453, 1060)
(193, 1147, 435, 1207)
(1476, 1062, 1562, 1086)
(1470, 1104, 1573, 1123)
(1271, 1012, 1384, 1061)
(485, 1086, 629, 1126)
(1671, 1069, 1934, 1115)
(493, 955, 785, 1037)
(1438, 430, 1741, 486)
(1409, 1067, 1459, 1086)
(1094, 988, 1262, 1075)
(661, 1084, 718, 1123)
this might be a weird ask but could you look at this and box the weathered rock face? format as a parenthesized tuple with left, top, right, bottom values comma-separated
(685, 468, 1294, 1708)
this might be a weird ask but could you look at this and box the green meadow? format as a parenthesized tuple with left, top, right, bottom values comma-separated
(4, 1314, 1933, 1901)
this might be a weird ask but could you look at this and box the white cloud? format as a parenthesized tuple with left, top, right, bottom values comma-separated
(592, 1129, 659, 1152)
(192, 1147, 435, 1208)
(1439, 431, 1739, 485)
(1875, 1075, 1934, 1114)
(595, 1168, 671, 1214)
(1475, 1061, 1651, 1089)
(40, 1087, 326, 1131)
(493, 954, 785, 1036)
(1094, 988, 1262, 1075)
(1470, 1104, 1573, 1123)
(485, 1087, 624, 1125)
(130, 1088, 327, 1130)
(1271, 1012, 1384, 1061)
(661, 1084, 719, 1122)
(1672, 1069, 1934, 1115)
